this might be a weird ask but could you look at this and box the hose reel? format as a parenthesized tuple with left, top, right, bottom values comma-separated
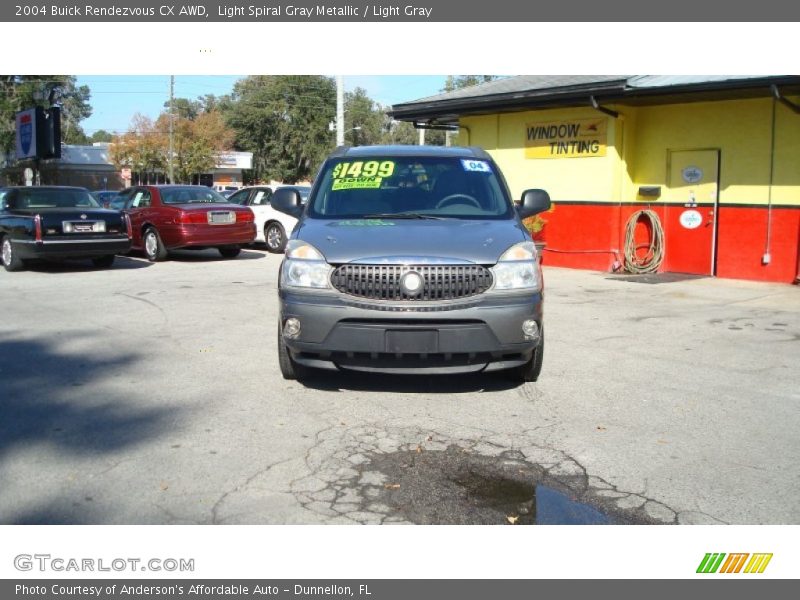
(623, 210, 664, 274)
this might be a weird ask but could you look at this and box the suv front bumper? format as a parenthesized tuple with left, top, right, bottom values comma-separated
(279, 289, 543, 374)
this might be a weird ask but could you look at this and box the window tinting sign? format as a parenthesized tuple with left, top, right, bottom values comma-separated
(681, 166, 703, 184)
(525, 118, 607, 159)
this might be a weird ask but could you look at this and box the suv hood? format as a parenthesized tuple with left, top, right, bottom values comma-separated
(295, 218, 530, 265)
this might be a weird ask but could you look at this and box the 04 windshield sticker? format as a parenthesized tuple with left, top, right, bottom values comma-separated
(461, 159, 492, 173)
(331, 160, 395, 190)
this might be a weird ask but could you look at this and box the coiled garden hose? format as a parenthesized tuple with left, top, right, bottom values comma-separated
(624, 210, 664, 274)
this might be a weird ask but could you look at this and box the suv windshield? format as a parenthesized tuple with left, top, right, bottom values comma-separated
(161, 186, 229, 204)
(309, 156, 513, 220)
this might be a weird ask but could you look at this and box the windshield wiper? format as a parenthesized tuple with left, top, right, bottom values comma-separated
(361, 212, 449, 220)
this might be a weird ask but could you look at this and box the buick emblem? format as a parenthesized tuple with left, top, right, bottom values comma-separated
(400, 271, 424, 296)
(80, 214, 87, 220)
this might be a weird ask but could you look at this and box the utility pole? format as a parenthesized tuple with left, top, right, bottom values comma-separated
(336, 75, 344, 147)
(418, 127, 425, 146)
(168, 75, 174, 184)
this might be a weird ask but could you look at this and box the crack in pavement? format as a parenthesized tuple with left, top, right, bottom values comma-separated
(285, 420, 701, 525)
(210, 457, 297, 524)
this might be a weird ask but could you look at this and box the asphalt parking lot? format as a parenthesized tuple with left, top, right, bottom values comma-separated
(1, 249, 798, 524)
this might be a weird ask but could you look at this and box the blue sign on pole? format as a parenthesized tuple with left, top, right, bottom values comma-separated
(15, 108, 37, 159)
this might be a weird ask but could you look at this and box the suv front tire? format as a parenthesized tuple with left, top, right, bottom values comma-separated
(512, 330, 544, 382)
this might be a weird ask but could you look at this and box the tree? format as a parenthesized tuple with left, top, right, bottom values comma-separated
(155, 110, 235, 183)
(381, 119, 418, 145)
(222, 76, 336, 183)
(423, 128, 447, 147)
(110, 106, 235, 184)
(57, 78, 92, 144)
(108, 114, 166, 182)
(64, 129, 90, 145)
(90, 130, 114, 143)
(344, 88, 449, 147)
(163, 97, 202, 120)
(198, 94, 225, 114)
(0, 75, 92, 156)
(442, 75, 499, 93)
(343, 87, 384, 147)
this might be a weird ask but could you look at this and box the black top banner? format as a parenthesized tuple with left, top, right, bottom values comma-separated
(3, 0, 799, 22)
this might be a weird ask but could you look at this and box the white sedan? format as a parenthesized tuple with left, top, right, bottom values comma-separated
(227, 185, 310, 253)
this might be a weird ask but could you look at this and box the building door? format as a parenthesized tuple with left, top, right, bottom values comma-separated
(663, 149, 720, 275)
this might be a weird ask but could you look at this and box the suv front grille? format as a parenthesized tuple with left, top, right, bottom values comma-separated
(331, 264, 493, 301)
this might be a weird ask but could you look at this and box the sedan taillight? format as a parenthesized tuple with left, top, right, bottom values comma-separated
(177, 212, 207, 224)
(34, 214, 43, 242)
(237, 209, 255, 223)
(123, 213, 133, 239)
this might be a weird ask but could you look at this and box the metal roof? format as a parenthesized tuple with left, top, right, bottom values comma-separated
(405, 75, 629, 105)
(627, 75, 771, 88)
(60, 144, 111, 166)
(390, 75, 800, 124)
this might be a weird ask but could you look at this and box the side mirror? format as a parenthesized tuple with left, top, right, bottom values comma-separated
(517, 189, 551, 219)
(272, 187, 304, 219)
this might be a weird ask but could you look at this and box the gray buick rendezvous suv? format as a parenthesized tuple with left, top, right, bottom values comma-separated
(272, 145, 551, 382)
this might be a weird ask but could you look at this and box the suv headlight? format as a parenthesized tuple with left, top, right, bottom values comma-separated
(491, 241, 542, 291)
(281, 241, 332, 289)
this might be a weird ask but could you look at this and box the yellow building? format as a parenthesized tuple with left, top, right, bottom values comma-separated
(392, 76, 800, 283)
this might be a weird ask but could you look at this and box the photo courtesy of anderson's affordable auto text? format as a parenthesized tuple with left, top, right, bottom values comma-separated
(1, 0, 799, 593)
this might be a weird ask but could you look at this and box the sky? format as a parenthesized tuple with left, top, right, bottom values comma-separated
(75, 75, 449, 135)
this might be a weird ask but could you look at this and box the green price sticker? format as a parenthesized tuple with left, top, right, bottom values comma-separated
(332, 160, 395, 180)
(331, 160, 396, 190)
(332, 177, 383, 190)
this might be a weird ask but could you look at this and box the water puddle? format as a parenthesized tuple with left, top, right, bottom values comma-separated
(367, 446, 649, 524)
(454, 470, 613, 524)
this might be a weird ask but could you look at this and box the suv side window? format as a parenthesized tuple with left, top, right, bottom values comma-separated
(0, 190, 8, 211)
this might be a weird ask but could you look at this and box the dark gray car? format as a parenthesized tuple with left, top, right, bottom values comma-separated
(272, 145, 550, 382)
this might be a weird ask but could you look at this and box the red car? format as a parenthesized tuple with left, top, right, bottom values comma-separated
(119, 185, 256, 261)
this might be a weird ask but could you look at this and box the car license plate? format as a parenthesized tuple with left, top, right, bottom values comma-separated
(63, 220, 105, 233)
(385, 330, 439, 353)
(208, 211, 235, 225)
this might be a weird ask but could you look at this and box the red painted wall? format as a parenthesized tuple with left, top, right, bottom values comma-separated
(537, 202, 800, 283)
(537, 203, 623, 272)
(716, 206, 800, 282)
